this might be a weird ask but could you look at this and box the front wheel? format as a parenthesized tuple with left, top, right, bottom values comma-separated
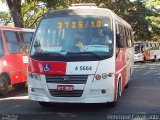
(0, 76, 9, 96)
(14, 82, 26, 89)
(152, 55, 157, 62)
(108, 80, 121, 107)
(142, 57, 146, 63)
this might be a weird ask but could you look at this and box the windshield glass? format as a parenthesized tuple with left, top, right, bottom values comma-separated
(31, 16, 113, 61)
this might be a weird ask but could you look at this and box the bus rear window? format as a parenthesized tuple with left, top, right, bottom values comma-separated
(4, 31, 20, 54)
(21, 32, 34, 50)
(21, 32, 34, 43)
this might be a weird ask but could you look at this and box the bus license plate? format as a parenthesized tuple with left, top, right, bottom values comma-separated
(57, 85, 74, 91)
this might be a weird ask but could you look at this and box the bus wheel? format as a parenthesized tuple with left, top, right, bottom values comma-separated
(39, 102, 52, 107)
(153, 55, 157, 62)
(14, 82, 26, 89)
(108, 80, 121, 107)
(142, 57, 146, 63)
(125, 83, 129, 89)
(0, 76, 8, 96)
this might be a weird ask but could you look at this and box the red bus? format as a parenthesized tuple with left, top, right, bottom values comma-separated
(0, 26, 34, 96)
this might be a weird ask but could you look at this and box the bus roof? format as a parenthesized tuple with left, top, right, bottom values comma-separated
(0, 26, 23, 31)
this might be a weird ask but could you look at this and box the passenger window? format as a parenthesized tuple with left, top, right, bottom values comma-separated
(127, 29, 133, 47)
(4, 31, 20, 54)
(129, 30, 134, 47)
(118, 24, 125, 48)
(124, 27, 128, 47)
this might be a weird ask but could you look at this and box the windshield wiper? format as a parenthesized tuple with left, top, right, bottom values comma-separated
(31, 52, 70, 61)
(67, 52, 105, 59)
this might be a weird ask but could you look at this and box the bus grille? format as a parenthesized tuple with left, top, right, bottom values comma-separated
(45, 75, 88, 84)
(49, 89, 83, 97)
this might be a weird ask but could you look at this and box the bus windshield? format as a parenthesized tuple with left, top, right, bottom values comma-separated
(31, 16, 113, 61)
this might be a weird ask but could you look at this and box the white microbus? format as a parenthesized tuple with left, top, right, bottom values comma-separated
(134, 41, 147, 62)
(147, 41, 160, 61)
(134, 41, 160, 62)
(28, 3, 134, 107)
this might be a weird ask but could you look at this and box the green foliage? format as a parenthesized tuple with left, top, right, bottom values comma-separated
(144, 0, 160, 41)
(22, 1, 49, 28)
(0, 12, 12, 25)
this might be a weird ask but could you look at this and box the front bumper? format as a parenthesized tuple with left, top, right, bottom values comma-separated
(28, 74, 115, 103)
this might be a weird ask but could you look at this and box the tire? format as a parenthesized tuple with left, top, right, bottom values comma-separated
(39, 102, 52, 107)
(125, 82, 129, 89)
(153, 55, 157, 62)
(108, 80, 121, 107)
(0, 76, 9, 96)
(125, 69, 131, 89)
(142, 57, 146, 63)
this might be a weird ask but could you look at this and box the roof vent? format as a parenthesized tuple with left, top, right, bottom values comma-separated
(69, 3, 97, 9)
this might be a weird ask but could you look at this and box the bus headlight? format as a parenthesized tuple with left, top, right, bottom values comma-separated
(29, 73, 41, 80)
(102, 73, 108, 79)
(95, 74, 101, 80)
(94, 73, 114, 81)
(108, 73, 113, 77)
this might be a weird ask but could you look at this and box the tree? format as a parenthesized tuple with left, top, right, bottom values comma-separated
(144, 0, 160, 41)
(22, 1, 49, 28)
(1, 0, 62, 27)
(0, 12, 12, 25)
(6, 0, 24, 27)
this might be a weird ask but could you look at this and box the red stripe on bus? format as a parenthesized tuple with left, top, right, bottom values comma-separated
(28, 58, 67, 75)
(114, 48, 127, 100)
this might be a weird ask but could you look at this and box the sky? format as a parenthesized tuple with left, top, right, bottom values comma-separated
(0, 2, 9, 12)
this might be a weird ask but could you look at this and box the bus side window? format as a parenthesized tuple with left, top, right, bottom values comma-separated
(127, 29, 132, 47)
(116, 24, 125, 48)
(0, 31, 4, 57)
(124, 27, 128, 47)
(4, 31, 20, 53)
(116, 23, 122, 48)
(141, 44, 144, 52)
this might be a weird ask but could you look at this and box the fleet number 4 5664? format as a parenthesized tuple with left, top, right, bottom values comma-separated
(75, 66, 92, 71)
